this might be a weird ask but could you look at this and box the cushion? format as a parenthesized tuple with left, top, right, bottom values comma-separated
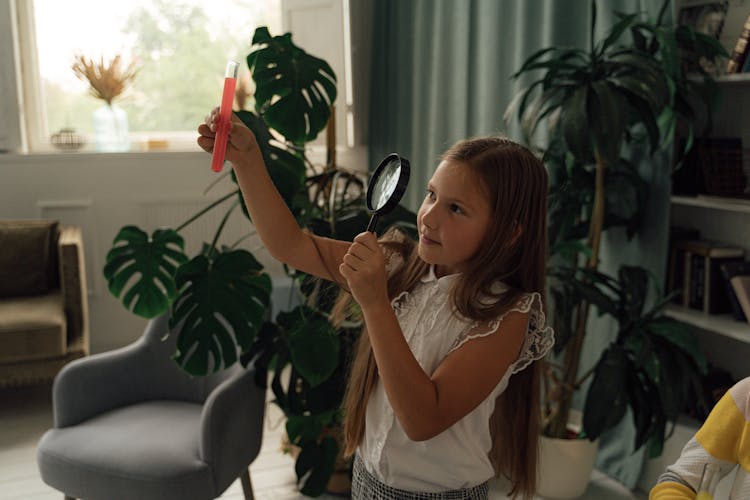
(0, 220, 59, 298)
(37, 401, 215, 500)
(0, 292, 66, 363)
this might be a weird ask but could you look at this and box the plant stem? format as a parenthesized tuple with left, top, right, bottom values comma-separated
(549, 300, 590, 437)
(589, 0, 596, 56)
(586, 151, 606, 269)
(175, 190, 238, 232)
(229, 229, 258, 249)
(203, 169, 233, 195)
(208, 199, 239, 253)
(574, 363, 597, 389)
(548, 151, 607, 438)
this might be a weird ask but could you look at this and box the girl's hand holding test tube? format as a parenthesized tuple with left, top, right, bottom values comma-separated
(199, 107, 259, 167)
(210, 60, 240, 172)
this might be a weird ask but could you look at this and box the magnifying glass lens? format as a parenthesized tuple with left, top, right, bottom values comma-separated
(372, 160, 401, 210)
(365, 154, 410, 233)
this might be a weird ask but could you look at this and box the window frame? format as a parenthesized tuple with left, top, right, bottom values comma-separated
(6, 0, 366, 161)
(0, 0, 26, 153)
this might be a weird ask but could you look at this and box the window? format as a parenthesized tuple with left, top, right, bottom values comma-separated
(26, 0, 282, 152)
(5, 0, 362, 162)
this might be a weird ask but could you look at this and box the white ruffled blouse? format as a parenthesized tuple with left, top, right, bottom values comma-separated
(358, 263, 555, 492)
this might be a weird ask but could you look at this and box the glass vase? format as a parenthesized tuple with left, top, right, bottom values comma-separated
(93, 104, 130, 152)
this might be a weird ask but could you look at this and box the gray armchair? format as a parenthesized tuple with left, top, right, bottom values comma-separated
(36, 313, 265, 500)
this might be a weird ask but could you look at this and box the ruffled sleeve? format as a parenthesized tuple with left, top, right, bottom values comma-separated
(447, 292, 555, 373)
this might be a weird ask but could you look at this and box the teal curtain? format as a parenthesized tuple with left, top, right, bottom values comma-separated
(368, 0, 673, 489)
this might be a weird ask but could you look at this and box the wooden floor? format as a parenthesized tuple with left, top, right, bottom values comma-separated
(0, 382, 647, 500)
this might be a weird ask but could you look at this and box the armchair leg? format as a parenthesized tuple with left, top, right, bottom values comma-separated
(240, 468, 254, 500)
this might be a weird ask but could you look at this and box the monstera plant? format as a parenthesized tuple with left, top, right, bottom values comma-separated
(507, 0, 725, 456)
(104, 27, 415, 496)
(103, 26, 332, 372)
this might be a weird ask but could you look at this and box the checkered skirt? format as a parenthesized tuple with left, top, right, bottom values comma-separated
(351, 454, 489, 499)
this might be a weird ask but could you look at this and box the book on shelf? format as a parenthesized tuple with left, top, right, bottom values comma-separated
(667, 227, 701, 304)
(674, 240, 745, 313)
(720, 261, 750, 321)
(727, 13, 750, 74)
(730, 276, 750, 325)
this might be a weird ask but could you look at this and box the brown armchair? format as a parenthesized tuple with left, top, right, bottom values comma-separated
(0, 220, 89, 387)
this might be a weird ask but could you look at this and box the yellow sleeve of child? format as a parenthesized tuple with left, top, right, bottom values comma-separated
(649, 481, 694, 499)
(695, 384, 748, 465)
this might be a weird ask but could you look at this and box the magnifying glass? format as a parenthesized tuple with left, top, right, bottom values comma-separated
(366, 153, 410, 233)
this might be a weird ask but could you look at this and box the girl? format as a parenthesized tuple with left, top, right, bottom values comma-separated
(198, 110, 554, 499)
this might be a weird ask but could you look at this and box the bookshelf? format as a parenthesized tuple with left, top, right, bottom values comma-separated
(671, 195, 750, 214)
(664, 304, 750, 344)
(668, 195, 750, 378)
(667, 76, 750, 380)
(688, 73, 750, 85)
(666, 73, 750, 378)
(715, 73, 750, 85)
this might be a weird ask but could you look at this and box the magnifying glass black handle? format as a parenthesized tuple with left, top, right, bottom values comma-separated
(366, 213, 379, 233)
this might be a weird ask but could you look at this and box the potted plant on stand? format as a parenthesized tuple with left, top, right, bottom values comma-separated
(103, 27, 414, 497)
(506, 1, 726, 497)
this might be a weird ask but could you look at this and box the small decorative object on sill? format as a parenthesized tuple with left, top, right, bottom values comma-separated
(50, 128, 86, 152)
(144, 139, 169, 151)
(72, 54, 137, 152)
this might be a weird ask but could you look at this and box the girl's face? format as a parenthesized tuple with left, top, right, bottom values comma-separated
(417, 159, 491, 277)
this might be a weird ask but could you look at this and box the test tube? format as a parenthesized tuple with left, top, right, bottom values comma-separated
(210, 60, 240, 172)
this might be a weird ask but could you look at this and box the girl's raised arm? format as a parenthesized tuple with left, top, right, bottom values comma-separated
(197, 110, 350, 284)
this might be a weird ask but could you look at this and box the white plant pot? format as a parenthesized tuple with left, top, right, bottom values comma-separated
(536, 411, 599, 499)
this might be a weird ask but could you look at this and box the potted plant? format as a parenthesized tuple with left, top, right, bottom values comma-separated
(506, 1, 725, 496)
(72, 54, 137, 152)
(103, 27, 414, 497)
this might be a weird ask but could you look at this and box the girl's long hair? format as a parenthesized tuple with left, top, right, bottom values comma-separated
(337, 137, 548, 499)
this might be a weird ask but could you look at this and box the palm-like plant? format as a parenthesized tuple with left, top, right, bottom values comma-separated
(507, 1, 725, 455)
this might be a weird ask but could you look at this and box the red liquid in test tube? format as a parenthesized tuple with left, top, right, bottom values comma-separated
(211, 60, 239, 172)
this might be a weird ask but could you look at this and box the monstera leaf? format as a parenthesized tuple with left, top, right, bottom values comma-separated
(103, 226, 188, 318)
(276, 306, 339, 387)
(234, 110, 306, 210)
(170, 249, 272, 375)
(247, 27, 337, 143)
(295, 435, 338, 497)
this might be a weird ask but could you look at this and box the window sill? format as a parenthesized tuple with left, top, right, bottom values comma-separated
(1, 144, 369, 172)
(0, 149, 205, 164)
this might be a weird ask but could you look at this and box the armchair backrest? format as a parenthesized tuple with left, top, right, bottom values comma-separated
(135, 314, 244, 404)
(0, 220, 60, 298)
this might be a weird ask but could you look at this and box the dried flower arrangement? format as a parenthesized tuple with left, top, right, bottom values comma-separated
(72, 54, 137, 106)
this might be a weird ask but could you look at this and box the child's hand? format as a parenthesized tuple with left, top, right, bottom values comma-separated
(339, 232, 388, 309)
(197, 107, 260, 166)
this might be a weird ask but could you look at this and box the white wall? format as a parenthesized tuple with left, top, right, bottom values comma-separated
(0, 0, 372, 353)
(0, 151, 340, 353)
